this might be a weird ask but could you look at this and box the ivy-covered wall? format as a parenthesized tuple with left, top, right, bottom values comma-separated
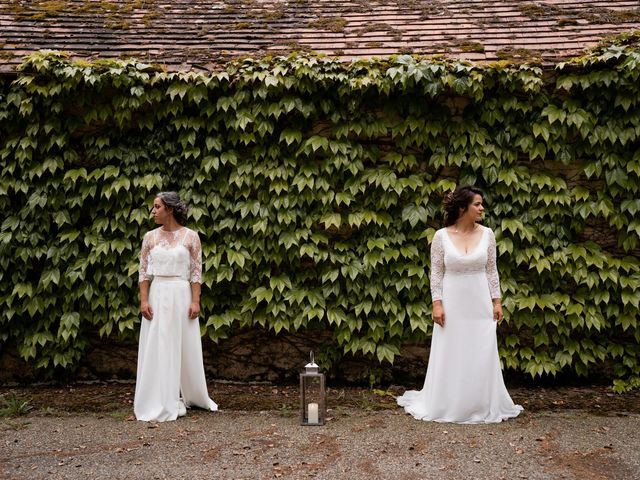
(1, 38, 639, 390)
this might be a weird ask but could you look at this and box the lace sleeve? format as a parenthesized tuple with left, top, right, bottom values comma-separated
(486, 228, 501, 299)
(139, 231, 153, 283)
(188, 230, 202, 284)
(430, 230, 445, 302)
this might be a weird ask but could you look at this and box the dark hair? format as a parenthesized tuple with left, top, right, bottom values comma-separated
(156, 191, 188, 225)
(443, 185, 483, 226)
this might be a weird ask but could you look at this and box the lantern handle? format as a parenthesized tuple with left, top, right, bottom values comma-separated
(310, 351, 314, 365)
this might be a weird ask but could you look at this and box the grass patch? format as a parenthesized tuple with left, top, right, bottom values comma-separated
(277, 402, 294, 418)
(107, 410, 132, 421)
(0, 391, 33, 418)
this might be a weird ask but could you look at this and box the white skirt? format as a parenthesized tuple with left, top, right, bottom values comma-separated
(134, 277, 218, 422)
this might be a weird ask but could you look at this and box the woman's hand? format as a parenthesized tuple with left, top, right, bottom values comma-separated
(493, 300, 503, 323)
(188, 302, 200, 320)
(140, 301, 153, 320)
(432, 301, 445, 327)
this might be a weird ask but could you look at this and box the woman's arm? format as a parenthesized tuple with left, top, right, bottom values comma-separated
(139, 232, 153, 320)
(140, 280, 153, 320)
(430, 230, 445, 327)
(189, 282, 201, 319)
(188, 230, 202, 320)
(486, 228, 503, 322)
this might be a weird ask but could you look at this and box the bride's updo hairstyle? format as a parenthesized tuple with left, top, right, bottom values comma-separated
(443, 185, 484, 226)
(157, 191, 189, 225)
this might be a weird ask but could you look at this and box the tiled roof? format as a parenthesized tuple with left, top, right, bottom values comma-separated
(1, 0, 640, 72)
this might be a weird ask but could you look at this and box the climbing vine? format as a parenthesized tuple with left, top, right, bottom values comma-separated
(1, 34, 639, 390)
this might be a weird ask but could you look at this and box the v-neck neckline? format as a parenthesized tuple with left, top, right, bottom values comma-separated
(444, 226, 485, 257)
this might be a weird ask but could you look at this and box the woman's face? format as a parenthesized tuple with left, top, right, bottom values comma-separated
(461, 194, 484, 222)
(151, 197, 172, 225)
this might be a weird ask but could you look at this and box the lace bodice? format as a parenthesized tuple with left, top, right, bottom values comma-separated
(430, 226, 500, 301)
(139, 227, 202, 283)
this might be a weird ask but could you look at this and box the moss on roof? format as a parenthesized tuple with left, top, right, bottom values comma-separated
(1, 0, 639, 72)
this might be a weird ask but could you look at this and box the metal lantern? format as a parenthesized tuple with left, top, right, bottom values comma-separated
(299, 351, 326, 426)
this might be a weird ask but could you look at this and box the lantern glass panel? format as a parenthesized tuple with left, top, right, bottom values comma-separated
(300, 372, 326, 425)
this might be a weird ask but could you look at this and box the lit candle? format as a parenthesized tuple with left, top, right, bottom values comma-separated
(307, 402, 319, 424)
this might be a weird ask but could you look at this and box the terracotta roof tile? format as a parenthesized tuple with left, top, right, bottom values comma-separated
(1, 0, 639, 72)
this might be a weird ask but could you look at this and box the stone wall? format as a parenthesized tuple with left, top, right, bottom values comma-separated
(0, 328, 429, 386)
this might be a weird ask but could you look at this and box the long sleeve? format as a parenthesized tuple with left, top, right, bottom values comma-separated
(485, 228, 501, 299)
(139, 232, 153, 283)
(188, 230, 202, 284)
(430, 230, 445, 302)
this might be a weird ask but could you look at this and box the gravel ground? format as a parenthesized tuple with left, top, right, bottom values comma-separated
(1, 407, 639, 479)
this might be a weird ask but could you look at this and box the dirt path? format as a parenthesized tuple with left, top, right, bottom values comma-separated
(1, 382, 639, 479)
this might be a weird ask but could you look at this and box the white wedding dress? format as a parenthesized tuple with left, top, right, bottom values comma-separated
(397, 225, 523, 423)
(134, 227, 218, 422)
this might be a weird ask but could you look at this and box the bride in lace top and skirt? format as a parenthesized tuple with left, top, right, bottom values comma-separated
(134, 192, 218, 422)
(397, 186, 522, 423)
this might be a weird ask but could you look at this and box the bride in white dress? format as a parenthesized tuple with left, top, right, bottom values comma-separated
(397, 186, 522, 423)
(134, 192, 218, 422)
